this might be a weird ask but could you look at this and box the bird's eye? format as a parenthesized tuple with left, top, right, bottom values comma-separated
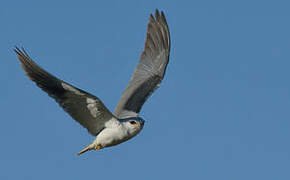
(130, 121, 137, 125)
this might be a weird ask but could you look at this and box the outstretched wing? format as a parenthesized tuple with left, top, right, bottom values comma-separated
(114, 9, 171, 118)
(15, 47, 115, 136)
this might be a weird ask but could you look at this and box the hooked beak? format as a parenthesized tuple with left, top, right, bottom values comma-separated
(140, 120, 145, 127)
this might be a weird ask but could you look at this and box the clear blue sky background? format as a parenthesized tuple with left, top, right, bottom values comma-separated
(1, 0, 290, 179)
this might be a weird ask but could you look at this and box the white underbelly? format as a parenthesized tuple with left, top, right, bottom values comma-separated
(95, 127, 133, 147)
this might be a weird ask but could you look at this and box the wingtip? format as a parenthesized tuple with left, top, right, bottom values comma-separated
(161, 11, 166, 19)
(14, 46, 27, 57)
(150, 9, 168, 27)
(14, 46, 21, 55)
(154, 9, 166, 17)
(155, 9, 160, 19)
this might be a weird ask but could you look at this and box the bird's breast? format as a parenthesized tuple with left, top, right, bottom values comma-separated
(96, 126, 134, 147)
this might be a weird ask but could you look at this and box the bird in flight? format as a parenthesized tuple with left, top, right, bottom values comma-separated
(15, 9, 170, 155)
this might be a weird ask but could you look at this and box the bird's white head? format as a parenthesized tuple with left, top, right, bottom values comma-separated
(121, 117, 145, 137)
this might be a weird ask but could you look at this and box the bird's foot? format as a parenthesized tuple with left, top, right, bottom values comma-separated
(94, 145, 102, 151)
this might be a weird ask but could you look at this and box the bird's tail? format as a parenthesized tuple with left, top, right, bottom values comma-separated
(77, 143, 94, 155)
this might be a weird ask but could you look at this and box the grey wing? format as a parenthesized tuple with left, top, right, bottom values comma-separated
(15, 47, 115, 136)
(114, 10, 170, 118)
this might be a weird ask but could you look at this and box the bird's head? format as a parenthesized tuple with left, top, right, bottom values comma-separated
(121, 117, 145, 136)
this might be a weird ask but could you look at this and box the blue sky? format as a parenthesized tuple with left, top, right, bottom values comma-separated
(1, 0, 290, 179)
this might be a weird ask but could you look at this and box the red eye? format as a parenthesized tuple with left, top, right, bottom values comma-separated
(130, 121, 137, 125)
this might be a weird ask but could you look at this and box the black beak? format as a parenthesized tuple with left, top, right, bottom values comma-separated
(140, 120, 145, 126)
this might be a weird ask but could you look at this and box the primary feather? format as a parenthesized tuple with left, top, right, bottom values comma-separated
(14, 47, 114, 136)
(114, 10, 171, 118)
